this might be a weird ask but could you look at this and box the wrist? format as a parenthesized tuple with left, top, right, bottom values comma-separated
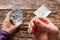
(35, 32, 48, 40)
(1, 28, 12, 34)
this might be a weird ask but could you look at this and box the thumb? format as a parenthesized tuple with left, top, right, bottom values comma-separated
(5, 11, 12, 23)
(14, 22, 22, 28)
(34, 18, 48, 30)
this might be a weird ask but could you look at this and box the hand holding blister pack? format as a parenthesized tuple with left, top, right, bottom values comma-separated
(34, 5, 52, 17)
(33, 5, 52, 40)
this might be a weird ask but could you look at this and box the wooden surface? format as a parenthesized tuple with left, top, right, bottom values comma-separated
(0, 0, 60, 40)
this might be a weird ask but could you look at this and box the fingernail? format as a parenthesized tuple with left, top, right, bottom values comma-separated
(35, 19, 41, 24)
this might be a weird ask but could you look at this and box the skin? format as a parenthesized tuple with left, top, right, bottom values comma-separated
(2, 11, 22, 34)
(28, 16, 59, 40)
(1, 11, 59, 40)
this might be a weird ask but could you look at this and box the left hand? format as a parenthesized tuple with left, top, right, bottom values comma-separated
(2, 11, 22, 34)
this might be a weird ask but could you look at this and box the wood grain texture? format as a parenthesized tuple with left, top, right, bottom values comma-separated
(0, 0, 36, 9)
(0, 0, 60, 40)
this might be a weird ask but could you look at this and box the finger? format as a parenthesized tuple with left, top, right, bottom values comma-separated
(5, 11, 12, 21)
(34, 18, 48, 30)
(3, 11, 12, 23)
(28, 23, 33, 34)
(37, 16, 51, 24)
(28, 19, 36, 34)
(6, 11, 12, 17)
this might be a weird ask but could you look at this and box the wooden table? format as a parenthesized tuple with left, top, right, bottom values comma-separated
(0, 0, 60, 40)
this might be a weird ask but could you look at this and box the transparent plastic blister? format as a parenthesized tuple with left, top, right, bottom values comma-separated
(10, 8, 23, 25)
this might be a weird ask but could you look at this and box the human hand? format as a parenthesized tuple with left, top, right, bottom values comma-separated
(2, 11, 22, 34)
(28, 16, 59, 40)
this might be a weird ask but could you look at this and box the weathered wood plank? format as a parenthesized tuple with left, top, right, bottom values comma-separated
(0, 0, 36, 9)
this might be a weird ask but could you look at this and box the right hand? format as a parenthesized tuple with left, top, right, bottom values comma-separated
(28, 16, 59, 40)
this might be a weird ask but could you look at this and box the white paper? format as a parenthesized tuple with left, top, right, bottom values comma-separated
(34, 5, 52, 17)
